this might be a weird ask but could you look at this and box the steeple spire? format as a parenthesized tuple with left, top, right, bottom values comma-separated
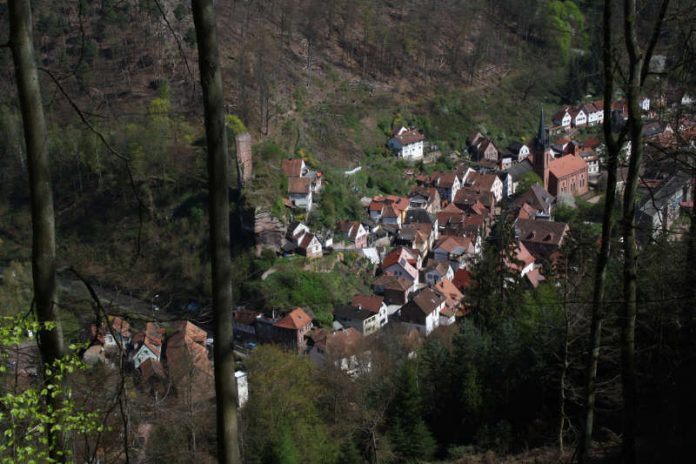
(536, 106, 547, 148)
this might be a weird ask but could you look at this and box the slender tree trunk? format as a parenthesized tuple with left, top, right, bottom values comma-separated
(9, 0, 66, 460)
(191, 1, 241, 462)
(578, 3, 620, 462)
(620, 1, 645, 461)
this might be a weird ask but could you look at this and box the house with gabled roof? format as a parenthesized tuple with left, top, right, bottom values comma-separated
(381, 247, 420, 289)
(272, 308, 313, 353)
(408, 186, 441, 214)
(282, 158, 307, 178)
(434, 279, 466, 324)
(368, 195, 409, 226)
(336, 220, 368, 249)
(372, 275, 414, 305)
(396, 223, 435, 254)
(422, 260, 454, 285)
(500, 160, 534, 198)
(288, 177, 313, 210)
(464, 172, 503, 202)
(388, 126, 425, 160)
(333, 295, 388, 336)
(552, 107, 572, 129)
(507, 141, 530, 162)
(427, 171, 461, 203)
(512, 184, 554, 218)
(516, 218, 569, 262)
(505, 242, 536, 278)
(569, 107, 588, 127)
(437, 203, 467, 233)
(399, 288, 447, 336)
(165, 320, 213, 402)
(297, 232, 323, 259)
(132, 322, 165, 369)
(432, 235, 478, 269)
(307, 328, 368, 377)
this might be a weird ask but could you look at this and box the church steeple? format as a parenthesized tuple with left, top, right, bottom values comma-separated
(533, 107, 550, 191)
(536, 106, 548, 149)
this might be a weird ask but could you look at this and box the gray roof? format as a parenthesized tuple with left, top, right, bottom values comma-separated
(504, 160, 534, 181)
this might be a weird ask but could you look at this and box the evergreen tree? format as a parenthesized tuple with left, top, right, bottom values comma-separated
(386, 361, 436, 462)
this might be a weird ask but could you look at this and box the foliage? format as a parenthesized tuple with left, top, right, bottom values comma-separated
(386, 361, 436, 462)
(516, 171, 543, 195)
(0, 317, 103, 463)
(226, 114, 248, 136)
(242, 265, 369, 326)
(242, 346, 340, 464)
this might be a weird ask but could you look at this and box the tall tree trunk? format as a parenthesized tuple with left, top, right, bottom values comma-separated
(191, 1, 241, 463)
(578, 2, 621, 461)
(9, 0, 66, 460)
(619, 0, 665, 460)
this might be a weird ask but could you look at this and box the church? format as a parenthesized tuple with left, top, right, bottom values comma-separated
(532, 109, 589, 197)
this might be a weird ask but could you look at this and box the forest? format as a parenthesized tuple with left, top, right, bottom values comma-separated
(1, 0, 696, 463)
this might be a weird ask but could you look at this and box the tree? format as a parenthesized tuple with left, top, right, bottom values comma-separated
(242, 346, 339, 464)
(516, 171, 543, 195)
(9, 0, 66, 459)
(190, 0, 240, 461)
(618, 1, 670, 461)
(386, 361, 436, 462)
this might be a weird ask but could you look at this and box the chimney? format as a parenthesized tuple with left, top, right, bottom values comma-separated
(235, 132, 253, 185)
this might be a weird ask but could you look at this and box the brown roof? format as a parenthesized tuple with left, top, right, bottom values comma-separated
(549, 154, 588, 179)
(452, 269, 473, 291)
(325, 328, 362, 358)
(434, 235, 473, 254)
(234, 308, 261, 326)
(288, 177, 311, 194)
(465, 172, 498, 192)
(373, 275, 412, 292)
(169, 321, 207, 346)
(402, 288, 446, 320)
(507, 242, 535, 273)
(140, 358, 166, 382)
(434, 279, 464, 312)
(298, 233, 318, 250)
(282, 158, 304, 177)
(351, 295, 384, 313)
(395, 128, 425, 145)
(517, 219, 569, 247)
(433, 172, 458, 189)
(274, 308, 312, 330)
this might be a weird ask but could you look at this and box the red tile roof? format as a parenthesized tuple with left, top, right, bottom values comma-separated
(549, 154, 588, 179)
(395, 128, 425, 145)
(274, 308, 312, 330)
(288, 177, 311, 194)
(350, 295, 384, 313)
(452, 269, 473, 292)
(282, 158, 304, 177)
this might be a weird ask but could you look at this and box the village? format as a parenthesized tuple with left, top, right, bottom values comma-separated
(65, 90, 694, 417)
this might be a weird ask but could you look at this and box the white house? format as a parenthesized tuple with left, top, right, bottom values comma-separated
(288, 177, 313, 210)
(399, 288, 446, 336)
(507, 142, 530, 161)
(388, 127, 425, 160)
(234, 371, 248, 408)
(423, 261, 454, 285)
(639, 96, 651, 112)
(552, 108, 572, 128)
(334, 295, 389, 336)
(132, 341, 161, 369)
(570, 107, 587, 127)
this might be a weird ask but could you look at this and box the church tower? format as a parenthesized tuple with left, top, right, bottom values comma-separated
(533, 107, 551, 190)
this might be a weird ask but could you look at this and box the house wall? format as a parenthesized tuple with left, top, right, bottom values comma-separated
(133, 346, 158, 369)
(290, 192, 312, 210)
(401, 141, 424, 160)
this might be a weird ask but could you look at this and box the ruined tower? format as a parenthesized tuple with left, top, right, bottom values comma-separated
(235, 132, 253, 185)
